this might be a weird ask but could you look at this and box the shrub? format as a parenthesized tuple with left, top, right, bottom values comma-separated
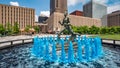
(116, 26, 120, 34)
(89, 25, 100, 34)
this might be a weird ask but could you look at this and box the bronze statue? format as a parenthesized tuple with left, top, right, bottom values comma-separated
(57, 11, 80, 41)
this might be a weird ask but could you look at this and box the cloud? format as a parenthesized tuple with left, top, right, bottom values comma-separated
(68, 0, 86, 6)
(40, 11, 50, 17)
(67, 0, 108, 7)
(108, 4, 120, 14)
(10, 1, 19, 6)
(35, 15, 38, 22)
(93, 0, 108, 4)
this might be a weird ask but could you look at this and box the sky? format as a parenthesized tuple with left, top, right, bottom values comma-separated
(0, 0, 120, 22)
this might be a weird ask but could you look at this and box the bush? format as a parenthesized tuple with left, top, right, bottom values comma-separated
(72, 26, 120, 34)
(108, 27, 117, 34)
(89, 25, 100, 34)
(100, 27, 109, 34)
(116, 26, 120, 34)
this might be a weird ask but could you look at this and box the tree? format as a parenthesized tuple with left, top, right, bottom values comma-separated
(0, 24, 5, 35)
(13, 22, 19, 34)
(25, 25, 31, 32)
(34, 26, 40, 33)
(6, 22, 12, 35)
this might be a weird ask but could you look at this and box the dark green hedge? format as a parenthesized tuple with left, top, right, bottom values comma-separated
(63, 25, 120, 35)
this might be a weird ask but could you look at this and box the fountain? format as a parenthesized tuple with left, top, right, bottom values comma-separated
(32, 11, 103, 64)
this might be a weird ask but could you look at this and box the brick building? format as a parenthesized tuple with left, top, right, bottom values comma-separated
(0, 4, 35, 29)
(108, 10, 120, 26)
(70, 10, 83, 16)
(47, 12, 101, 32)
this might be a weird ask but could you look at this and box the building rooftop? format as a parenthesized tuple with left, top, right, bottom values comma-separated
(0, 3, 34, 10)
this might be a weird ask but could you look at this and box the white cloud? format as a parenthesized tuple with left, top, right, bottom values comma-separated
(35, 15, 38, 22)
(108, 4, 120, 14)
(93, 0, 108, 4)
(10, 1, 19, 6)
(67, 0, 108, 7)
(40, 11, 50, 17)
(68, 0, 86, 6)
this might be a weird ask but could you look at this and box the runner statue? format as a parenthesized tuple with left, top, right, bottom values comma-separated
(58, 11, 79, 41)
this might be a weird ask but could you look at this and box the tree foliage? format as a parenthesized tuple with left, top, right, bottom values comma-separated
(34, 26, 40, 33)
(0, 24, 5, 35)
(13, 22, 19, 34)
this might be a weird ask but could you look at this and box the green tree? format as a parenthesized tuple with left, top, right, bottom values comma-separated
(6, 22, 12, 35)
(0, 24, 5, 35)
(13, 22, 19, 34)
(34, 26, 40, 33)
(25, 25, 31, 32)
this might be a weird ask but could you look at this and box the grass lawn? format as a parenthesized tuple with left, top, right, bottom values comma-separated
(96, 34, 120, 40)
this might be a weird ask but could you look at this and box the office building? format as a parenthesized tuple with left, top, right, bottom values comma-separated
(47, 12, 101, 32)
(50, 0, 67, 15)
(83, 0, 107, 26)
(0, 4, 35, 29)
(108, 10, 120, 26)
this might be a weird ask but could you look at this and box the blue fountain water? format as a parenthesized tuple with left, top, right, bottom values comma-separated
(44, 40, 51, 61)
(51, 40, 58, 62)
(32, 36, 103, 63)
(77, 39, 83, 61)
(68, 41, 76, 63)
(1, 36, 120, 68)
(85, 38, 90, 61)
(59, 39, 66, 63)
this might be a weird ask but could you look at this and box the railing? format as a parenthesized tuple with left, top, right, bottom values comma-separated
(0, 38, 33, 49)
(0, 37, 120, 50)
(101, 39, 120, 47)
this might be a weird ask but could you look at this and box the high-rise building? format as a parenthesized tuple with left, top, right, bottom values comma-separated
(0, 4, 35, 29)
(108, 10, 120, 26)
(50, 0, 67, 15)
(83, 0, 107, 26)
(47, 0, 102, 32)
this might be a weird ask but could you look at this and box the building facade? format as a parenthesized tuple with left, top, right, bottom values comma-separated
(38, 16, 48, 23)
(83, 0, 107, 26)
(0, 4, 35, 29)
(47, 12, 101, 32)
(50, 0, 67, 15)
(70, 10, 83, 16)
(108, 10, 120, 26)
